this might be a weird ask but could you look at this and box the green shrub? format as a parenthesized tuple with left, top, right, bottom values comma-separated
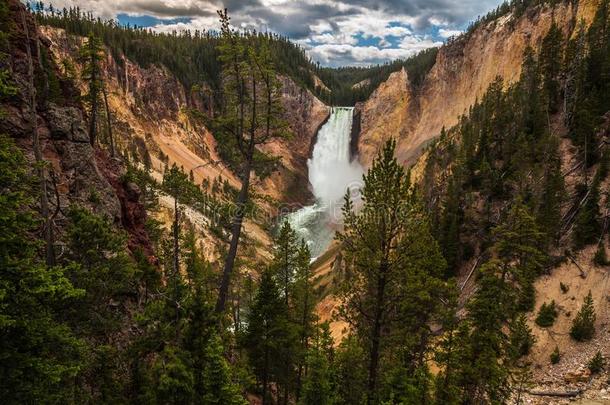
(588, 351, 604, 374)
(550, 346, 561, 364)
(535, 300, 558, 327)
(593, 245, 609, 266)
(570, 291, 596, 341)
(88, 188, 101, 204)
(510, 314, 536, 359)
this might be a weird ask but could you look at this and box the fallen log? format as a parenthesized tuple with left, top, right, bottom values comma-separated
(566, 253, 587, 278)
(460, 256, 482, 291)
(527, 389, 582, 398)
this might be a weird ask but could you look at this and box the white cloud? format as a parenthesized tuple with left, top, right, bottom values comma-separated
(310, 32, 359, 46)
(43, 0, 219, 19)
(307, 37, 441, 67)
(438, 28, 463, 38)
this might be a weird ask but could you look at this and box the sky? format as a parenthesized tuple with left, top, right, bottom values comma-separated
(43, 0, 505, 66)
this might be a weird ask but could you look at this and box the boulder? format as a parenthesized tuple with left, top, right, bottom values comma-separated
(564, 367, 591, 383)
(45, 105, 89, 143)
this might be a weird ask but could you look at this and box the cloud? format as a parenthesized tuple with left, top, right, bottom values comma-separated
(438, 28, 463, 38)
(345, 0, 500, 29)
(304, 38, 442, 67)
(44, 0, 504, 65)
(43, 0, 219, 19)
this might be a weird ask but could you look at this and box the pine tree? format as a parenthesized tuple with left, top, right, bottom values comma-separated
(182, 225, 212, 292)
(538, 135, 565, 245)
(570, 291, 596, 341)
(293, 240, 317, 400)
(300, 331, 335, 405)
(152, 345, 195, 404)
(573, 175, 602, 250)
(0, 134, 85, 403)
(587, 351, 604, 374)
(181, 235, 216, 401)
(334, 335, 367, 405)
(337, 139, 447, 404)
(433, 290, 462, 405)
(162, 163, 195, 331)
(509, 314, 536, 360)
(518, 46, 545, 140)
(214, 10, 289, 314)
(564, 22, 587, 131)
(594, 244, 609, 266)
(535, 300, 558, 327)
(439, 175, 463, 276)
(586, 0, 610, 118)
(79, 33, 104, 146)
(511, 362, 533, 405)
(65, 206, 135, 335)
(200, 334, 247, 405)
(550, 346, 561, 364)
(540, 21, 563, 113)
(492, 199, 546, 311)
(245, 269, 290, 405)
(272, 221, 299, 307)
(454, 261, 514, 403)
(565, 17, 601, 167)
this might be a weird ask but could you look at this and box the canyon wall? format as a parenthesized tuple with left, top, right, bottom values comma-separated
(41, 26, 328, 208)
(1, 4, 154, 258)
(356, 0, 600, 168)
(39, 26, 328, 259)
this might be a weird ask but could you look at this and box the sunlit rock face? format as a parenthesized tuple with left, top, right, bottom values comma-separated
(356, 0, 580, 169)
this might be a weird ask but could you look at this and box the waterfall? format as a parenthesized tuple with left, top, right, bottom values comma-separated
(286, 107, 363, 258)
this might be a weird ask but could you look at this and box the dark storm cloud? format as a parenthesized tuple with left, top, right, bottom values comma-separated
(225, 2, 361, 40)
(117, 0, 216, 18)
(342, 0, 499, 28)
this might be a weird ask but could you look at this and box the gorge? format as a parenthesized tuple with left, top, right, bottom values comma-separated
(1, 0, 609, 403)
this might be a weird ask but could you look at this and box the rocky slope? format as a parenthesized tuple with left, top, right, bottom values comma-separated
(1, 3, 154, 260)
(39, 26, 328, 260)
(356, 0, 601, 168)
(41, 27, 328, 206)
(330, 3, 610, 400)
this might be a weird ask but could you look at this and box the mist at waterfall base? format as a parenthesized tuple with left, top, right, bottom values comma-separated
(285, 107, 364, 259)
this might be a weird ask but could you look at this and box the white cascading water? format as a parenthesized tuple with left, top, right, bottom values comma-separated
(286, 107, 364, 258)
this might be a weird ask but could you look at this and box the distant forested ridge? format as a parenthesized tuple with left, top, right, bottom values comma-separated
(315, 48, 439, 105)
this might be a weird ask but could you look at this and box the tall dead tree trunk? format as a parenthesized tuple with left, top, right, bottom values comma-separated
(102, 84, 115, 157)
(21, 10, 54, 266)
(173, 195, 181, 337)
(88, 53, 98, 147)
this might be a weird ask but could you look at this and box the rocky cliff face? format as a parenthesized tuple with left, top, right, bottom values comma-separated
(355, 67, 413, 165)
(356, 0, 600, 168)
(3, 4, 116, 221)
(37, 25, 328, 261)
(1, 2, 154, 258)
(41, 26, 327, 210)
